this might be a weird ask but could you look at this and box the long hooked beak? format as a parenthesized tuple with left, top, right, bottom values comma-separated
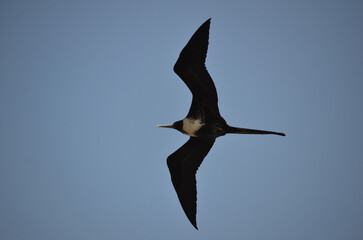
(157, 124, 174, 129)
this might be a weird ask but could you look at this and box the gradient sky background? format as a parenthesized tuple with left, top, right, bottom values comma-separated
(1, 1, 362, 239)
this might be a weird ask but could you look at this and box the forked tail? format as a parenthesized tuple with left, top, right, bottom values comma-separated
(226, 126, 285, 136)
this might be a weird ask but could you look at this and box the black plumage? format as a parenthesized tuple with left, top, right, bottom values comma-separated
(158, 19, 285, 229)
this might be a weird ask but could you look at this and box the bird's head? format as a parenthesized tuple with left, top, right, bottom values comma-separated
(157, 120, 184, 134)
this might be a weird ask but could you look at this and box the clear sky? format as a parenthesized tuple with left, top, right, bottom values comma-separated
(1, 0, 362, 239)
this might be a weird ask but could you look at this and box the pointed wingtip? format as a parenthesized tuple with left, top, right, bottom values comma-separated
(191, 221, 198, 230)
(200, 18, 211, 27)
(187, 213, 198, 230)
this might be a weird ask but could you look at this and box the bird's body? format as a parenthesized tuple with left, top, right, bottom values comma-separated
(158, 19, 285, 230)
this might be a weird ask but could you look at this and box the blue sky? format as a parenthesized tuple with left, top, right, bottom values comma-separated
(1, 0, 362, 239)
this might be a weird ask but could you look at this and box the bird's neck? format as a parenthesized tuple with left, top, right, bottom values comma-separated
(182, 118, 204, 136)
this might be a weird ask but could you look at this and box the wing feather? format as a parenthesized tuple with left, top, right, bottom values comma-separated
(173, 19, 221, 121)
(167, 137, 216, 229)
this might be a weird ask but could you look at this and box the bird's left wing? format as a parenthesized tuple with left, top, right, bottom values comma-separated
(173, 19, 222, 122)
(167, 136, 216, 229)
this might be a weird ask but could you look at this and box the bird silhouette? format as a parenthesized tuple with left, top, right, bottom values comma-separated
(158, 18, 285, 229)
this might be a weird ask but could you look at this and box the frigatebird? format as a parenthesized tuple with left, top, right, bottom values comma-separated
(158, 19, 285, 230)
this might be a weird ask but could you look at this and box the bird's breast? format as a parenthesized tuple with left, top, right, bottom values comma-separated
(182, 118, 204, 136)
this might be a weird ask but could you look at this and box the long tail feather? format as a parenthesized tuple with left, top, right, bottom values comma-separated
(226, 126, 285, 136)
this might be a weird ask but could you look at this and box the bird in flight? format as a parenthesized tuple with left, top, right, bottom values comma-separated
(158, 18, 285, 230)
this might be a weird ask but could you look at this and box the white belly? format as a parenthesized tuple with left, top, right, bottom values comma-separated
(182, 118, 204, 136)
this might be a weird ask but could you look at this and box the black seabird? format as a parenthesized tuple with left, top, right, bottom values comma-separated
(158, 19, 285, 230)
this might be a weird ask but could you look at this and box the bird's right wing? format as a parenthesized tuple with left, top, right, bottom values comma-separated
(167, 136, 216, 229)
